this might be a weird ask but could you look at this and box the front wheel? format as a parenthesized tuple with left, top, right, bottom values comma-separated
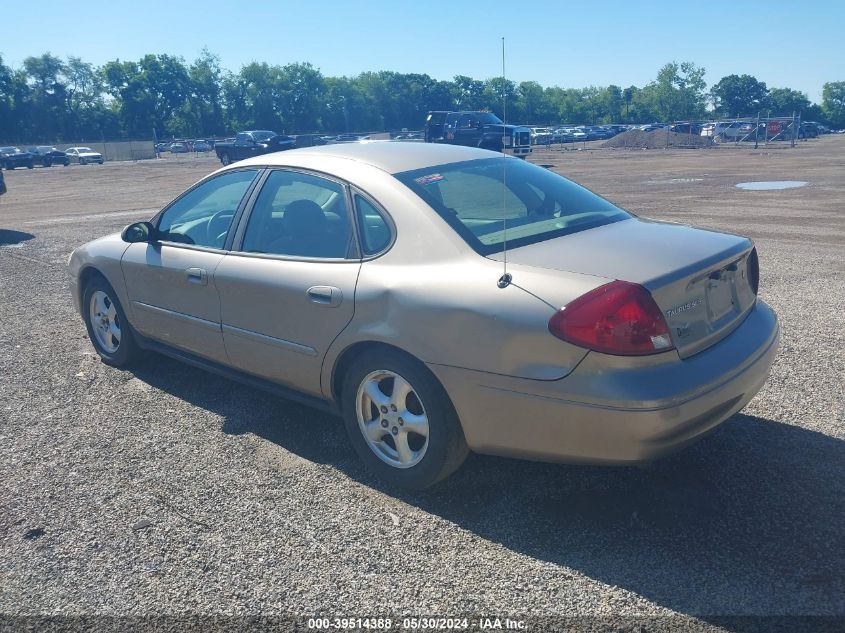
(341, 350, 468, 489)
(82, 276, 141, 367)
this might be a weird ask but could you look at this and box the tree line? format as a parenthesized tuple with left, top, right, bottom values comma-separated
(1, 50, 843, 143)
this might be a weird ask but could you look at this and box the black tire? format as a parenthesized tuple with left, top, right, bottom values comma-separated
(220, 152, 231, 166)
(341, 349, 468, 489)
(82, 275, 142, 368)
(27, 161, 34, 169)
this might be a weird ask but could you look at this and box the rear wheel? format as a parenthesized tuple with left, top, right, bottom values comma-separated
(341, 350, 468, 489)
(82, 276, 141, 367)
(220, 152, 231, 166)
(79, 158, 87, 165)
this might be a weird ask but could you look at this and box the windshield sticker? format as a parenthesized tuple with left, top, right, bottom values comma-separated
(414, 173, 444, 185)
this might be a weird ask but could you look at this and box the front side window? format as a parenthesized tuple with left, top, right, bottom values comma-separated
(240, 170, 352, 259)
(395, 158, 631, 255)
(157, 169, 258, 249)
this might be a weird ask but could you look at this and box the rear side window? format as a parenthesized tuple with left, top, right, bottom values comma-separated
(240, 170, 352, 259)
(355, 195, 391, 255)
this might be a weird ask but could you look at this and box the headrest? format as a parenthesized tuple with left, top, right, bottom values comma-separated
(282, 199, 326, 235)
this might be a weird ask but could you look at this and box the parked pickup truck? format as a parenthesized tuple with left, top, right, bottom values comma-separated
(424, 111, 532, 157)
(215, 130, 296, 165)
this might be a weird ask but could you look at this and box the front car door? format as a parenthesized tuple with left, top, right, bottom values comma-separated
(233, 132, 258, 160)
(214, 169, 361, 397)
(121, 168, 261, 363)
(455, 113, 480, 146)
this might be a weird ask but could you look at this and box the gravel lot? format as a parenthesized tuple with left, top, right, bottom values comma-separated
(1, 141, 843, 632)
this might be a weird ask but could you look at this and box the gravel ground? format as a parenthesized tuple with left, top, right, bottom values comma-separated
(0, 143, 843, 632)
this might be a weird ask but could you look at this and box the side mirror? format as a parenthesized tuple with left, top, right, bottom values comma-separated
(121, 221, 156, 243)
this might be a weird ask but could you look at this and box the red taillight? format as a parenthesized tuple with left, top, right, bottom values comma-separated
(548, 280, 674, 356)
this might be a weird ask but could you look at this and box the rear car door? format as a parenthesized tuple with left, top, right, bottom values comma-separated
(121, 168, 261, 363)
(214, 169, 361, 397)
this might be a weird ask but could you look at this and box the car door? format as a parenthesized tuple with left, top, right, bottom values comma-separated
(455, 113, 480, 146)
(233, 133, 260, 160)
(214, 169, 361, 397)
(121, 168, 261, 363)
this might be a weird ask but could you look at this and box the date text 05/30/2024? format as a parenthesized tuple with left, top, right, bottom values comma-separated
(307, 617, 527, 630)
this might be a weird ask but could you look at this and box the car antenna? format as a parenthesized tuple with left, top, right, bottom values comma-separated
(497, 36, 512, 289)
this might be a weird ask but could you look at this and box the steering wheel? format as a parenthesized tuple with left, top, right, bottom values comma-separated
(207, 210, 234, 247)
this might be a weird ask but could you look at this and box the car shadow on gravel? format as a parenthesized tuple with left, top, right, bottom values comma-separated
(0, 229, 35, 246)
(131, 355, 844, 627)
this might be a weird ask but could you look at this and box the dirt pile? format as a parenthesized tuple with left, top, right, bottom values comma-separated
(603, 129, 714, 149)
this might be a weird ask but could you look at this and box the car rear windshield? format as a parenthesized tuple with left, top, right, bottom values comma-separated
(395, 157, 631, 255)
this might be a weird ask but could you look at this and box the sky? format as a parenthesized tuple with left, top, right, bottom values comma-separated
(1, 0, 841, 103)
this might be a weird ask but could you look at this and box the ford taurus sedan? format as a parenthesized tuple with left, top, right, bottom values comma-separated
(68, 143, 779, 489)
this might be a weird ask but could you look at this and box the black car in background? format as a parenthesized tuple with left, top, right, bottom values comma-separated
(0, 147, 35, 170)
(26, 146, 70, 167)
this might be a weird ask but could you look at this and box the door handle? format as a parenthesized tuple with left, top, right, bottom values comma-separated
(185, 267, 208, 285)
(307, 285, 342, 307)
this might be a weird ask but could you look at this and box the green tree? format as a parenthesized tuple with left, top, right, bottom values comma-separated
(482, 77, 517, 120)
(452, 75, 485, 110)
(22, 53, 68, 140)
(102, 60, 156, 137)
(711, 74, 768, 118)
(765, 87, 811, 116)
(517, 80, 544, 123)
(599, 85, 623, 123)
(180, 49, 225, 137)
(641, 61, 707, 121)
(622, 86, 636, 122)
(0, 55, 15, 141)
(276, 62, 325, 132)
(821, 81, 845, 128)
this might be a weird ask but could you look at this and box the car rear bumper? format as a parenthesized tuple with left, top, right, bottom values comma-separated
(507, 146, 532, 156)
(428, 300, 779, 464)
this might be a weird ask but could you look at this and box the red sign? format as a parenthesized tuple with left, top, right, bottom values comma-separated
(767, 120, 782, 135)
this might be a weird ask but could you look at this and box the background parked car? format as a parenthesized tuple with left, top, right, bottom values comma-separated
(26, 146, 70, 167)
(169, 142, 188, 153)
(529, 127, 554, 145)
(669, 123, 703, 135)
(551, 128, 577, 143)
(192, 139, 212, 152)
(65, 147, 104, 165)
(0, 147, 35, 170)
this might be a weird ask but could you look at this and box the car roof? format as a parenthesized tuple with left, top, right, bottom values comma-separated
(234, 141, 500, 174)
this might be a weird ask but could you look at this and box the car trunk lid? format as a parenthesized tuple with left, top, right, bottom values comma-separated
(490, 218, 758, 358)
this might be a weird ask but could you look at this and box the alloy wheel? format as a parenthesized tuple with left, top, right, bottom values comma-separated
(89, 290, 121, 353)
(356, 369, 430, 469)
